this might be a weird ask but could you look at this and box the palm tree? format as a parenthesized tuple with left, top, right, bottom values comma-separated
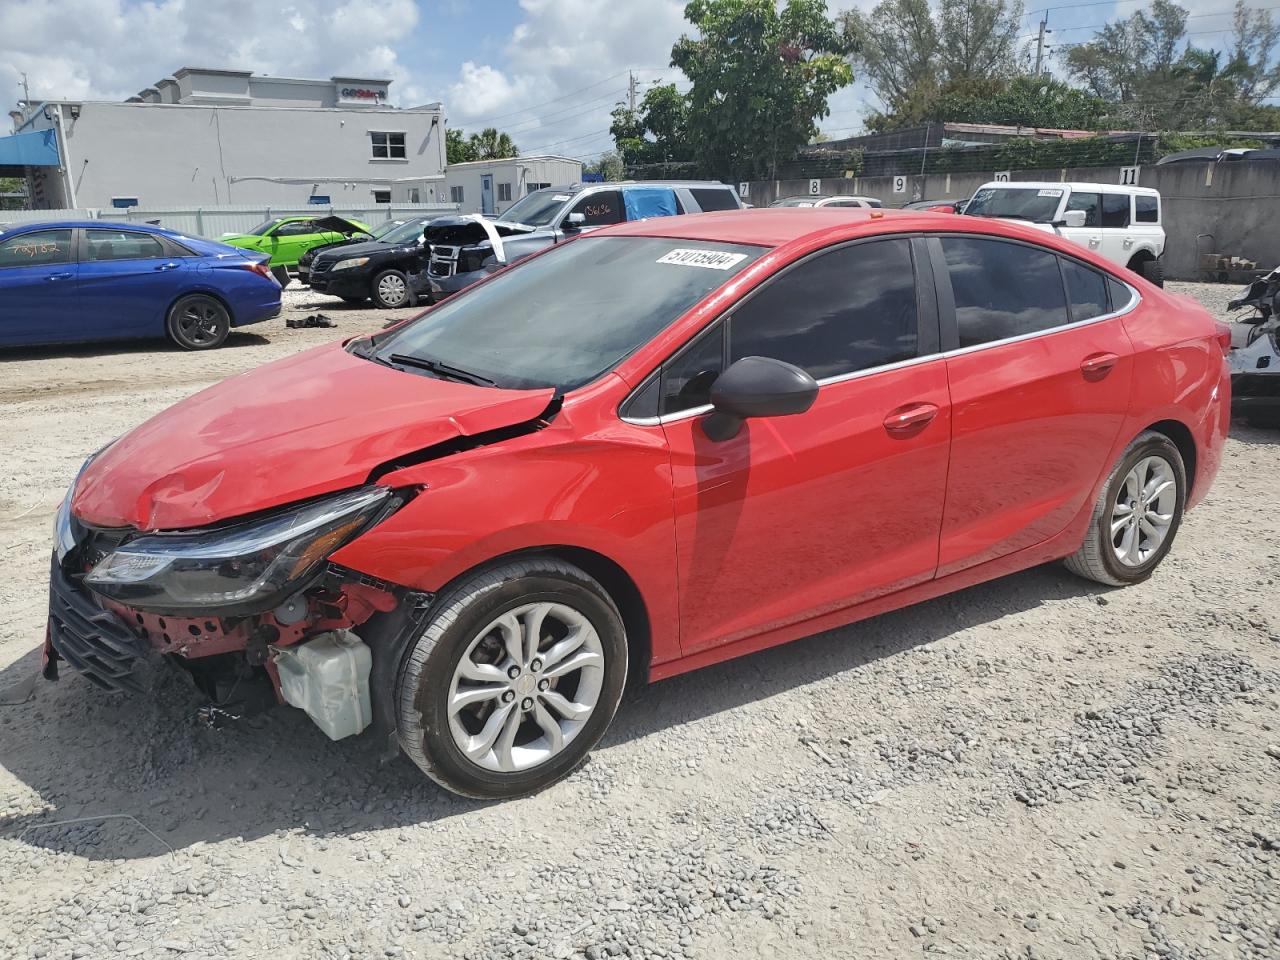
(468, 128, 519, 159)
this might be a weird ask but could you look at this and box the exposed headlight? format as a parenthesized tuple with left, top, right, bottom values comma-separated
(84, 486, 401, 615)
(331, 257, 370, 271)
(53, 447, 111, 563)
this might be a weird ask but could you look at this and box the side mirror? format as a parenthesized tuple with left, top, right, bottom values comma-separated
(1058, 210, 1087, 228)
(564, 212, 586, 230)
(701, 356, 819, 441)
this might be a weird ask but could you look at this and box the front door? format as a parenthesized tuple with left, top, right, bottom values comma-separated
(78, 228, 190, 339)
(660, 237, 952, 653)
(481, 175, 495, 216)
(1060, 190, 1103, 257)
(931, 235, 1134, 576)
(0, 227, 78, 345)
(268, 219, 316, 266)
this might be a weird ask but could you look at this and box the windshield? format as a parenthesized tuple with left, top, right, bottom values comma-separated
(370, 220, 407, 240)
(965, 187, 1064, 222)
(246, 219, 283, 236)
(772, 197, 816, 207)
(378, 220, 427, 244)
(371, 236, 764, 391)
(499, 189, 574, 227)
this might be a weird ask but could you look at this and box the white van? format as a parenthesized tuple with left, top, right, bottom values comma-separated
(964, 181, 1166, 286)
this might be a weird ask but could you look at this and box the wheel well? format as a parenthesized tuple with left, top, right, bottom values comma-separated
(443, 546, 654, 688)
(1145, 419, 1197, 497)
(1127, 249, 1155, 270)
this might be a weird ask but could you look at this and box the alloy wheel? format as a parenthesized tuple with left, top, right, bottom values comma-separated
(177, 299, 226, 347)
(1110, 455, 1177, 566)
(446, 601, 605, 773)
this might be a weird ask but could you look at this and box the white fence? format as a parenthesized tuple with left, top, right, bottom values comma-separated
(0, 203, 459, 240)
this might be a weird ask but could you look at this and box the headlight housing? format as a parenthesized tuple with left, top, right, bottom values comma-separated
(53, 445, 113, 564)
(331, 257, 369, 271)
(84, 486, 402, 615)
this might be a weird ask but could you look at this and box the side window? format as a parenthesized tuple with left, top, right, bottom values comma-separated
(941, 237, 1069, 347)
(729, 239, 918, 380)
(1061, 258, 1110, 322)
(660, 324, 725, 415)
(1101, 193, 1130, 228)
(824, 198, 863, 208)
(689, 188, 740, 212)
(568, 190, 623, 226)
(0, 229, 72, 268)
(85, 229, 166, 261)
(274, 220, 314, 237)
(1107, 276, 1133, 311)
(1135, 195, 1159, 223)
(1064, 192, 1101, 227)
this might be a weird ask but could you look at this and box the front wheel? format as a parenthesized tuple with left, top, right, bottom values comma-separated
(395, 558, 628, 799)
(371, 269, 410, 308)
(166, 294, 230, 350)
(1064, 431, 1186, 586)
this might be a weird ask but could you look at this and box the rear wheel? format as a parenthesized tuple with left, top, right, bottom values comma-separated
(1064, 431, 1186, 586)
(372, 269, 410, 308)
(1135, 256, 1164, 288)
(395, 558, 628, 799)
(166, 294, 230, 350)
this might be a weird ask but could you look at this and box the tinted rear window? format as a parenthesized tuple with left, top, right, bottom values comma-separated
(689, 188, 740, 212)
(1135, 195, 1159, 223)
(1062, 258, 1110, 322)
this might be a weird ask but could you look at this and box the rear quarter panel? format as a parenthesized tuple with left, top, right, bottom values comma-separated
(1120, 289, 1229, 509)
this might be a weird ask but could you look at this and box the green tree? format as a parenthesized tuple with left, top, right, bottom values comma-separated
(467, 127, 519, 160)
(584, 151, 626, 181)
(610, 83, 693, 164)
(866, 73, 1110, 131)
(842, 0, 1022, 120)
(446, 128, 476, 164)
(671, 0, 853, 180)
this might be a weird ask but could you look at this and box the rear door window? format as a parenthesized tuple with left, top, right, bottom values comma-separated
(940, 237, 1069, 347)
(85, 229, 166, 261)
(568, 190, 623, 227)
(0, 229, 73, 268)
(1061, 258, 1110, 322)
(688, 188, 740, 212)
(1100, 193, 1130, 228)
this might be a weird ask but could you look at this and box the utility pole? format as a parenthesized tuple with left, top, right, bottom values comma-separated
(1033, 13, 1050, 75)
(628, 72, 638, 112)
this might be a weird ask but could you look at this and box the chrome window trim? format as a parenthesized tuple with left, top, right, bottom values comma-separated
(618, 249, 1141, 428)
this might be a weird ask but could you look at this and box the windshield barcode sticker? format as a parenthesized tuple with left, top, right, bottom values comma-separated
(656, 248, 748, 270)
(1037, 189, 1064, 197)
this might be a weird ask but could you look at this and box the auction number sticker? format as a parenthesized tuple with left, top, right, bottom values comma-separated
(656, 248, 748, 270)
(1037, 189, 1063, 197)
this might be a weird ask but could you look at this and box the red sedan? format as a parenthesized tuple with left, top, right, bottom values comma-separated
(47, 209, 1229, 798)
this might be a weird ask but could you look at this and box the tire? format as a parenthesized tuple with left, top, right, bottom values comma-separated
(395, 557, 628, 799)
(1064, 430, 1186, 586)
(166, 294, 231, 350)
(1137, 256, 1164, 288)
(270, 266, 292, 289)
(339, 295, 367, 304)
(371, 269, 410, 309)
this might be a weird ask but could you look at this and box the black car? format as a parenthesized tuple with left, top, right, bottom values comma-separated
(308, 217, 436, 308)
(297, 219, 408, 285)
(412, 181, 744, 302)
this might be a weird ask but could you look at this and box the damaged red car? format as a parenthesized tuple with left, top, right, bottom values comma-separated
(46, 209, 1229, 798)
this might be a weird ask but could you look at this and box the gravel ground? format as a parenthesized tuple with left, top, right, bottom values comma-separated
(0, 282, 1277, 960)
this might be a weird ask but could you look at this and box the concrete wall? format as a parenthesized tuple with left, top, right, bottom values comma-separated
(746, 163, 1280, 280)
(395, 157, 583, 215)
(24, 100, 446, 209)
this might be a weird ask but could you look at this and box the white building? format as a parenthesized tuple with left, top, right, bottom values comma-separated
(393, 156, 583, 216)
(2, 67, 446, 209)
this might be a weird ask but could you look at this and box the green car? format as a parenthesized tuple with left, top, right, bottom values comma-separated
(220, 215, 371, 269)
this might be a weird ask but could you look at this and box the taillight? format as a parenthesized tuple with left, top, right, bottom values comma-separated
(1214, 321, 1233, 355)
(241, 260, 276, 283)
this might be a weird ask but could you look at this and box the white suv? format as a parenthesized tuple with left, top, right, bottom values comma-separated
(965, 181, 1165, 286)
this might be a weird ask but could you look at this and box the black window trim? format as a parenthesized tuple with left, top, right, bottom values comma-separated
(620, 233, 941, 426)
(927, 232, 1140, 359)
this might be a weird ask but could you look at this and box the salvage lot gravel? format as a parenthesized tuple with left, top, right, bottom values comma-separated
(0, 282, 1277, 960)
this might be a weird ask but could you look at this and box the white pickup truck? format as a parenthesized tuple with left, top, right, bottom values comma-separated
(964, 181, 1166, 286)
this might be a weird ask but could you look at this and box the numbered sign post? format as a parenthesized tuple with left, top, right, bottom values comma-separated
(738, 182, 749, 198)
(892, 175, 907, 194)
(808, 179, 821, 196)
(1120, 166, 1141, 186)
(993, 170, 1011, 182)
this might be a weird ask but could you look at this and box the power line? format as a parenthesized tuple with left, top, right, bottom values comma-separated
(461, 71, 629, 128)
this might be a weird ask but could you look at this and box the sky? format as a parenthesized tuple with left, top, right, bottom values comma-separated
(0, 0, 1256, 160)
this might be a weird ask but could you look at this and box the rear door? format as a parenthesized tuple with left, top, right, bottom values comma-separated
(1097, 192, 1133, 266)
(658, 237, 952, 653)
(931, 235, 1134, 575)
(0, 227, 78, 345)
(78, 228, 190, 339)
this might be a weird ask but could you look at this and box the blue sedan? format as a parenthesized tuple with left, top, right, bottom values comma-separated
(0, 221, 282, 350)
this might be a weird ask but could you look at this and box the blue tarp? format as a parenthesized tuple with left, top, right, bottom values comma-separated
(623, 186, 677, 220)
(0, 129, 60, 166)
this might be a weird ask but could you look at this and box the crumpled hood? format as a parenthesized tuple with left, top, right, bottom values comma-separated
(72, 343, 555, 530)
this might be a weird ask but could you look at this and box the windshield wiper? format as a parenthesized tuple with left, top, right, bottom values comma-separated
(388, 353, 495, 386)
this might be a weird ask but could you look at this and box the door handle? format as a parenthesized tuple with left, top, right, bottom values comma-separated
(883, 402, 939, 434)
(154, 262, 180, 271)
(45, 272, 72, 281)
(1080, 352, 1119, 378)
(1088, 238, 1100, 248)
